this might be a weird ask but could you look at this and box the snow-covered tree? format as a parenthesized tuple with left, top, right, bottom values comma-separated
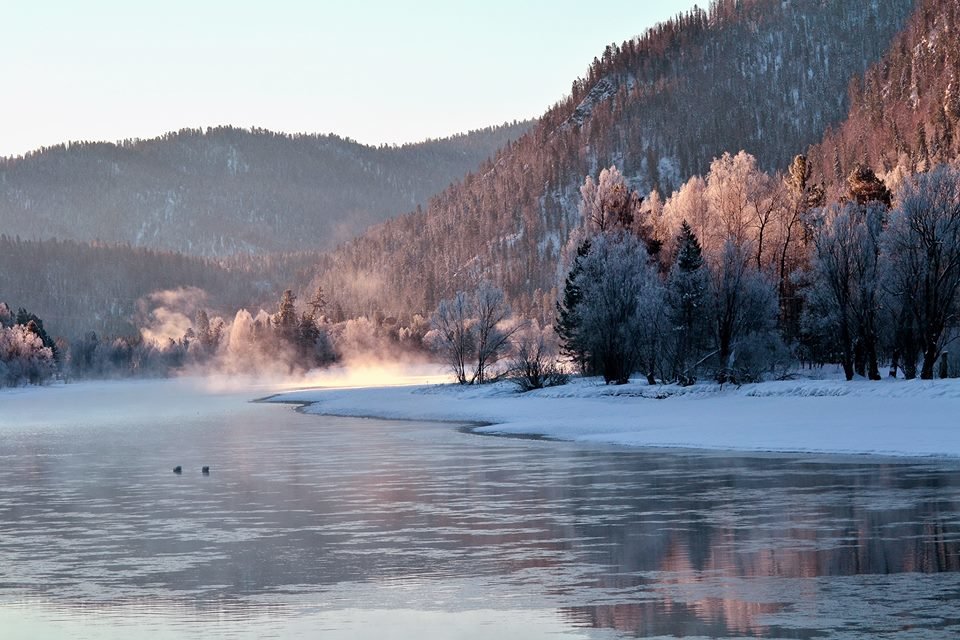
(508, 322, 567, 392)
(883, 165, 960, 380)
(802, 203, 886, 380)
(710, 240, 781, 383)
(0, 303, 13, 328)
(472, 283, 517, 384)
(573, 233, 666, 385)
(273, 289, 299, 345)
(430, 283, 516, 385)
(0, 323, 55, 386)
(579, 166, 642, 235)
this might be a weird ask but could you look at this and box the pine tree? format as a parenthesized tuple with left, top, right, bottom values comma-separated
(914, 121, 930, 171)
(833, 147, 844, 183)
(273, 290, 299, 345)
(786, 154, 825, 211)
(308, 286, 327, 320)
(297, 312, 321, 363)
(847, 165, 891, 207)
(16, 308, 58, 363)
(555, 239, 592, 374)
(667, 222, 708, 384)
(194, 309, 215, 353)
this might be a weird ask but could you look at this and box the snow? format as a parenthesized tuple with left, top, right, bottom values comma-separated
(271, 374, 960, 460)
(5, 372, 959, 460)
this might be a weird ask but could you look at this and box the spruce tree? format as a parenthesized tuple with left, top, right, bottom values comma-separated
(308, 286, 327, 320)
(273, 290, 299, 345)
(555, 239, 592, 374)
(847, 165, 891, 207)
(16, 308, 58, 362)
(667, 222, 708, 384)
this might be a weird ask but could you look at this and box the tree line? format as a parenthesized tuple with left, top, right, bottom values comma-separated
(550, 158, 960, 384)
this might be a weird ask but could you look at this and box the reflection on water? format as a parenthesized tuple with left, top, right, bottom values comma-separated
(1, 384, 959, 638)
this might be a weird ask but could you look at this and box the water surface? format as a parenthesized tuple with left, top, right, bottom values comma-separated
(1, 380, 959, 638)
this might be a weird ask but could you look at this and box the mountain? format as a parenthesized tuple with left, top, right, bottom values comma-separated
(0, 235, 258, 337)
(310, 0, 917, 321)
(806, 0, 960, 193)
(10, 0, 953, 342)
(0, 122, 531, 256)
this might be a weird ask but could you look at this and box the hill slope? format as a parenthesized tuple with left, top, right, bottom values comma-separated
(0, 122, 530, 256)
(807, 0, 960, 193)
(313, 0, 916, 320)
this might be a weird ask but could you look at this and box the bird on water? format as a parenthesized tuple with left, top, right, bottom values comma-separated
(173, 465, 182, 474)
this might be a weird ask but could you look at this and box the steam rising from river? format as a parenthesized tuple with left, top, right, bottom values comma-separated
(137, 287, 451, 392)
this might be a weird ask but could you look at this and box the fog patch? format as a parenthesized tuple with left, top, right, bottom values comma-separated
(125, 287, 448, 392)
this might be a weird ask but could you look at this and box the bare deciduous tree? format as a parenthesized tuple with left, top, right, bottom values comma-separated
(430, 283, 518, 385)
(430, 291, 475, 385)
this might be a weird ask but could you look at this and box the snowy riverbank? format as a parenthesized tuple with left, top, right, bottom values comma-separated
(272, 374, 960, 459)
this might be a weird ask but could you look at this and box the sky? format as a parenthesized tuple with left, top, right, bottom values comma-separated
(0, 1, 694, 158)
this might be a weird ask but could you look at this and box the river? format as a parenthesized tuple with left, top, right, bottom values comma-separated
(1, 379, 958, 638)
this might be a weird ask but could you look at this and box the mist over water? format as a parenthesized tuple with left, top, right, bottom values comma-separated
(1, 380, 959, 639)
(198, 361, 451, 394)
(133, 285, 449, 389)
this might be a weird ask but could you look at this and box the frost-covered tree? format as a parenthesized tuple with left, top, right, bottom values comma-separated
(710, 241, 782, 383)
(508, 322, 567, 392)
(0, 303, 13, 328)
(0, 323, 55, 386)
(779, 155, 824, 336)
(472, 283, 517, 384)
(573, 233, 666, 385)
(15, 308, 58, 364)
(430, 283, 516, 385)
(194, 309, 223, 354)
(273, 289, 299, 345)
(558, 166, 667, 381)
(883, 165, 960, 380)
(663, 152, 795, 279)
(578, 165, 660, 254)
(802, 203, 886, 380)
(705, 152, 760, 251)
(580, 166, 642, 235)
(308, 285, 327, 319)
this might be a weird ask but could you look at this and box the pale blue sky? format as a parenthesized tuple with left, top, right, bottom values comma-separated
(1, 1, 695, 157)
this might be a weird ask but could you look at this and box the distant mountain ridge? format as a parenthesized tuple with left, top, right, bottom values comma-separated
(0, 122, 531, 256)
(11, 0, 959, 343)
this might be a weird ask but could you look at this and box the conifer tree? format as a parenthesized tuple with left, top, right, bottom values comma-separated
(16, 308, 58, 363)
(667, 222, 708, 384)
(847, 165, 891, 207)
(273, 290, 299, 345)
(308, 286, 327, 320)
(555, 239, 592, 374)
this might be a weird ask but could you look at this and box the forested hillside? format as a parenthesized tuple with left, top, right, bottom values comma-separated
(9, 0, 959, 359)
(808, 0, 960, 193)
(312, 0, 915, 321)
(0, 236, 282, 337)
(0, 122, 530, 256)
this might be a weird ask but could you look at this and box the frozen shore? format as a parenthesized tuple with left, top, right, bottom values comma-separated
(272, 374, 960, 459)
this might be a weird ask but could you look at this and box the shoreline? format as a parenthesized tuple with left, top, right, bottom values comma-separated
(6, 374, 959, 462)
(269, 375, 960, 461)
